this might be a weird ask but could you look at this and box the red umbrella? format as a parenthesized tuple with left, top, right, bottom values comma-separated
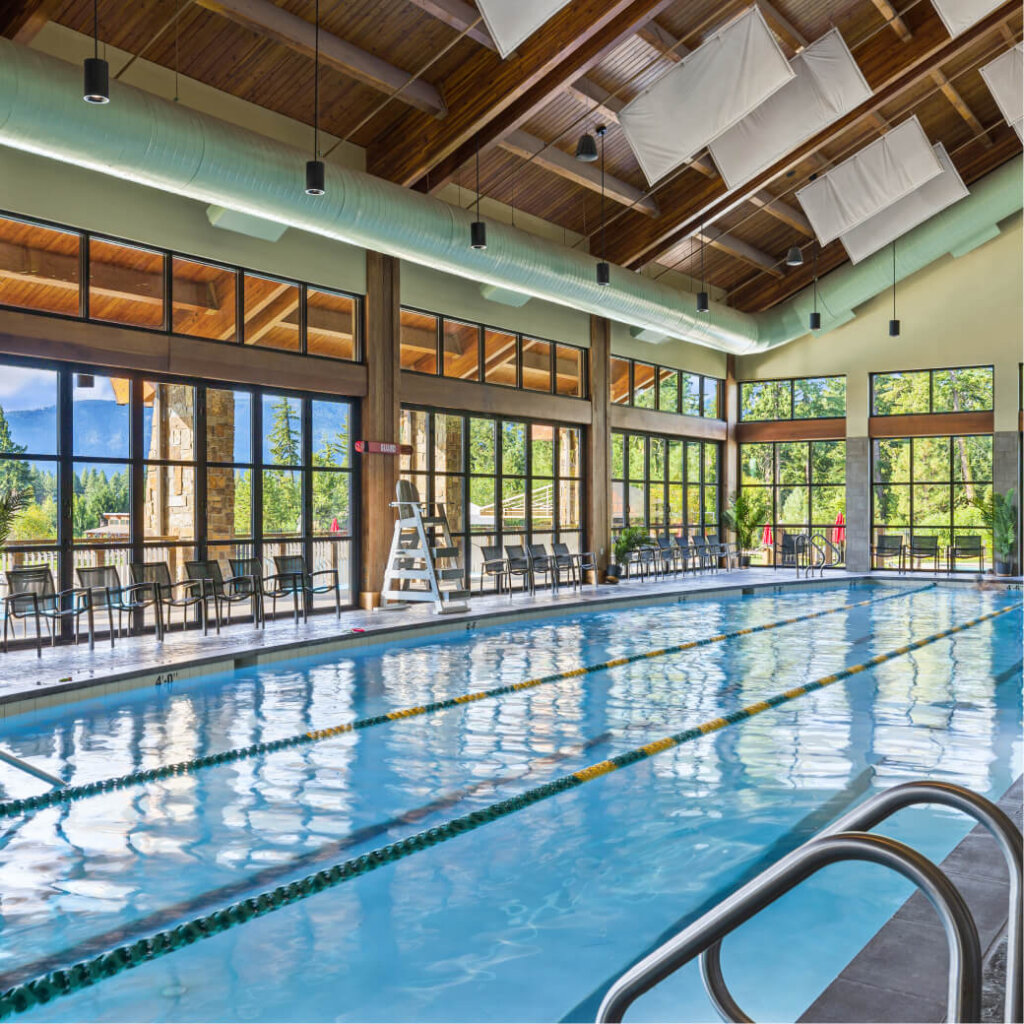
(761, 523, 773, 546)
(330, 517, 340, 534)
(833, 512, 846, 543)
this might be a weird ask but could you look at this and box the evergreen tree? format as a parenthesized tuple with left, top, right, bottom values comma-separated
(268, 398, 301, 466)
(0, 406, 34, 497)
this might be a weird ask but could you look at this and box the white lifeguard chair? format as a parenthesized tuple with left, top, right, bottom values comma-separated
(380, 480, 470, 613)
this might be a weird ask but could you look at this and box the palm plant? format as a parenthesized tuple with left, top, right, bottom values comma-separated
(0, 489, 28, 550)
(971, 488, 1017, 573)
(613, 525, 651, 564)
(721, 490, 769, 552)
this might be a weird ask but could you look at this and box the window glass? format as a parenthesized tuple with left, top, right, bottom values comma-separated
(682, 373, 701, 416)
(501, 421, 526, 475)
(0, 217, 81, 316)
(0, 365, 58, 456)
(312, 400, 350, 468)
(401, 309, 437, 373)
(702, 378, 720, 419)
(932, 367, 993, 413)
(207, 389, 251, 465)
(555, 345, 583, 397)
(172, 257, 236, 341)
(484, 329, 517, 387)
(469, 418, 495, 473)
(657, 369, 679, 413)
(262, 469, 303, 535)
(794, 377, 845, 418)
(73, 460, 128, 546)
(89, 238, 165, 329)
(558, 428, 581, 478)
(434, 414, 463, 473)
(740, 380, 791, 421)
(243, 274, 300, 351)
(208, 467, 250, 540)
(143, 382, 196, 461)
(522, 339, 552, 392)
(401, 408, 430, 474)
(610, 357, 630, 404)
(531, 424, 554, 477)
(307, 288, 357, 361)
(262, 394, 304, 467)
(633, 363, 656, 409)
(443, 319, 479, 380)
(872, 371, 929, 415)
(312, 471, 351, 535)
(74, 374, 130, 459)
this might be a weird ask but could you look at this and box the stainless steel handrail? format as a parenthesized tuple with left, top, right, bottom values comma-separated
(597, 782, 1021, 1024)
(810, 533, 843, 573)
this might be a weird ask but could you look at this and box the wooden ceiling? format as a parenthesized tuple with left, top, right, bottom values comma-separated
(4, 0, 1022, 313)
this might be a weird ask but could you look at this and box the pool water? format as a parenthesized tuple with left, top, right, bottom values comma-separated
(0, 582, 1020, 1022)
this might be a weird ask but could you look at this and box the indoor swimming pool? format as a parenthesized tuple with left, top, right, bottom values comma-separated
(0, 581, 1020, 1022)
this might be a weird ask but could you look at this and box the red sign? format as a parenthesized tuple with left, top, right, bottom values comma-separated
(355, 441, 412, 455)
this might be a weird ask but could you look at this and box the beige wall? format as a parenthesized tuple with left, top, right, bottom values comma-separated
(609, 320, 729, 378)
(737, 216, 1024, 433)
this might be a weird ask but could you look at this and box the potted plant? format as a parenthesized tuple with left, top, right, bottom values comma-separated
(971, 488, 1017, 576)
(721, 490, 769, 568)
(605, 526, 650, 583)
(0, 489, 27, 550)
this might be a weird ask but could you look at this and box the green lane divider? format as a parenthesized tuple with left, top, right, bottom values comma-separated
(2, 597, 1014, 1020)
(0, 584, 935, 821)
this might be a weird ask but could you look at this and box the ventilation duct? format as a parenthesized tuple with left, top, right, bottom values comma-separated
(0, 40, 1019, 357)
(981, 44, 1023, 141)
(796, 116, 942, 244)
(840, 143, 968, 263)
(708, 29, 871, 190)
(930, 0, 1005, 36)
(475, 0, 572, 57)
(620, 7, 793, 185)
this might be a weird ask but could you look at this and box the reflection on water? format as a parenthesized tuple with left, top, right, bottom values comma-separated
(0, 584, 1019, 1023)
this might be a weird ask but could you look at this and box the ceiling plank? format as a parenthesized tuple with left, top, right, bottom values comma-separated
(755, 1, 807, 53)
(194, 0, 447, 117)
(932, 69, 993, 145)
(405, 0, 497, 50)
(868, 0, 914, 44)
(635, 20, 687, 62)
(602, 1, 1019, 269)
(0, 0, 53, 43)
(697, 228, 784, 278)
(367, 0, 678, 188)
(498, 129, 660, 215)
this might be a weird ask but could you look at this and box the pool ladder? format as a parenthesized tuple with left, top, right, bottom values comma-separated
(801, 533, 843, 577)
(597, 781, 1022, 1024)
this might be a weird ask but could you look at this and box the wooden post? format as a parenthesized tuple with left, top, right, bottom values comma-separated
(585, 315, 611, 578)
(723, 354, 740, 561)
(359, 251, 401, 609)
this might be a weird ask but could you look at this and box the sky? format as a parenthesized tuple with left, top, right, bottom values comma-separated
(0, 366, 116, 411)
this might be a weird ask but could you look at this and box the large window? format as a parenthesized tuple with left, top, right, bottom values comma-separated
(739, 441, 846, 566)
(872, 434, 992, 568)
(399, 308, 587, 399)
(609, 357, 722, 418)
(0, 213, 361, 362)
(611, 431, 719, 538)
(400, 408, 582, 583)
(740, 376, 846, 421)
(871, 367, 993, 416)
(0, 358, 356, 636)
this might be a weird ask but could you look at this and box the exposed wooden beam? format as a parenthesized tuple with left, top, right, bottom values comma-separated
(564, 77, 625, 125)
(0, 0, 53, 43)
(194, 0, 447, 117)
(932, 68, 993, 145)
(756, 0, 807, 53)
(746, 190, 814, 235)
(869, 0, 914, 44)
(602, 1, 1019, 269)
(243, 290, 301, 346)
(636, 20, 687, 62)
(498, 129, 659, 216)
(368, 0, 677, 188)
(406, 0, 497, 50)
(697, 228, 784, 278)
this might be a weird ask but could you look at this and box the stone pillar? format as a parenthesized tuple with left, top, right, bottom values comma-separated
(585, 315, 610, 575)
(993, 429, 1022, 572)
(723, 355, 739, 550)
(206, 389, 237, 544)
(845, 436, 871, 571)
(359, 251, 401, 608)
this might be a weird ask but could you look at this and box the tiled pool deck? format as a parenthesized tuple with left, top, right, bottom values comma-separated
(0, 566, 1016, 717)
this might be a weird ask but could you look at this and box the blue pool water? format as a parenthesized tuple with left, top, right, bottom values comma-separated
(0, 581, 1020, 1022)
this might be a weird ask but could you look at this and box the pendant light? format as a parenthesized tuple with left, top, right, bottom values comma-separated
(75, 373, 95, 389)
(470, 136, 486, 250)
(595, 125, 610, 285)
(305, 0, 326, 196)
(696, 221, 709, 313)
(786, 245, 803, 267)
(83, 0, 109, 104)
(809, 246, 821, 330)
(888, 241, 900, 337)
(575, 131, 598, 163)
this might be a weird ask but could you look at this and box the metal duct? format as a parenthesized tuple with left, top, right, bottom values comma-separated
(0, 40, 1019, 356)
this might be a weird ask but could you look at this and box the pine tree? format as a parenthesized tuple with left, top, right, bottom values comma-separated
(268, 398, 301, 467)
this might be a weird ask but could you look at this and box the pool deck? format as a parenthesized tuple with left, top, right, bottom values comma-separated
(800, 776, 1023, 1023)
(0, 566, 1017, 718)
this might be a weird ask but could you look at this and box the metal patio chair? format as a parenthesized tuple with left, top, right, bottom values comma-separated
(504, 545, 534, 594)
(229, 558, 304, 623)
(705, 532, 736, 571)
(777, 532, 808, 571)
(675, 535, 699, 574)
(551, 542, 580, 589)
(478, 545, 510, 595)
(77, 565, 163, 642)
(186, 560, 264, 628)
(3, 566, 97, 656)
(528, 543, 560, 593)
(130, 561, 214, 635)
(872, 533, 906, 572)
(274, 554, 342, 618)
(947, 535, 985, 574)
(906, 536, 940, 572)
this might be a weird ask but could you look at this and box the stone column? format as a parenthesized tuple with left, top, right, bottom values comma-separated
(993, 429, 1022, 572)
(723, 355, 739, 552)
(585, 315, 610, 576)
(845, 436, 871, 571)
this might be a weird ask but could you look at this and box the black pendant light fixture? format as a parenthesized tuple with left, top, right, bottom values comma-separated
(575, 131, 598, 163)
(696, 222, 709, 313)
(83, 0, 109, 104)
(595, 125, 610, 285)
(305, 0, 326, 196)
(809, 246, 821, 331)
(786, 245, 804, 267)
(888, 240, 900, 337)
(470, 136, 486, 250)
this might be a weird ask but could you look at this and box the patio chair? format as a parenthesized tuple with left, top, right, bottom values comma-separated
(705, 532, 737, 571)
(574, 548, 599, 587)
(478, 545, 509, 595)
(626, 544, 657, 581)
(528, 543, 560, 593)
(871, 534, 905, 572)
(551, 542, 579, 589)
(691, 535, 716, 574)
(656, 536, 681, 574)
(675, 535, 698, 574)
(274, 554, 342, 618)
(504, 545, 534, 594)
(230, 558, 304, 622)
(130, 561, 214, 635)
(778, 532, 807, 571)
(186, 560, 264, 628)
(3, 566, 96, 656)
(906, 536, 940, 573)
(947, 535, 985, 574)
(77, 565, 163, 642)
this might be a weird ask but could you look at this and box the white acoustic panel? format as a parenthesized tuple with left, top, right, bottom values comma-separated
(981, 44, 1024, 142)
(795, 116, 943, 245)
(930, 0, 1003, 36)
(708, 29, 871, 189)
(840, 144, 968, 263)
(476, 0, 572, 58)
(619, 7, 794, 185)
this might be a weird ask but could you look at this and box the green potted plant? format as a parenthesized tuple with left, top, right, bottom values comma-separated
(721, 490, 769, 568)
(971, 488, 1017, 576)
(0, 489, 27, 551)
(605, 526, 650, 583)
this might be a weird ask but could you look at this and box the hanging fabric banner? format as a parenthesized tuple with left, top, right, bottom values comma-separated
(980, 44, 1023, 142)
(619, 6, 794, 185)
(475, 0, 573, 58)
(709, 29, 871, 190)
(930, 0, 1004, 37)
(795, 116, 943, 245)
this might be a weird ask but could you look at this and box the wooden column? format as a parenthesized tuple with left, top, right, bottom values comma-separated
(585, 315, 611, 577)
(723, 355, 740, 546)
(359, 251, 401, 608)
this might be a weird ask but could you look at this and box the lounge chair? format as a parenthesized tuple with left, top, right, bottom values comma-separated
(3, 566, 97, 656)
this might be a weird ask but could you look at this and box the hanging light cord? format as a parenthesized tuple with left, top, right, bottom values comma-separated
(173, 0, 180, 102)
(813, 248, 818, 309)
(475, 136, 481, 222)
(93, 0, 99, 58)
(892, 241, 896, 319)
(313, 0, 320, 160)
(700, 219, 705, 292)
(600, 129, 606, 262)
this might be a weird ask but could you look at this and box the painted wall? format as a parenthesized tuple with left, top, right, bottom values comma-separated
(737, 215, 1024, 434)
